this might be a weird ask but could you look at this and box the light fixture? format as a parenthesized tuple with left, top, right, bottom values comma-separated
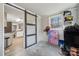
(16, 18, 21, 22)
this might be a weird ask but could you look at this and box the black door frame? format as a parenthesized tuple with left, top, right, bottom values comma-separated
(25, 11, 37, 48)
(5, 3, 37, 48)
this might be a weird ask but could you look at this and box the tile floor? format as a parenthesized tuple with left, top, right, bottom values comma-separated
(5, 37, 63, 56)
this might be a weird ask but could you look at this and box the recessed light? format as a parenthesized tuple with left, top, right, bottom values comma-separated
(16, 18, 21, 22)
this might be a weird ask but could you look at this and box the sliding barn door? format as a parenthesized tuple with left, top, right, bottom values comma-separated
(25, 11, 37, 48)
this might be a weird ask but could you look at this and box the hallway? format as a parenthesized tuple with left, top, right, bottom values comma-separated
(4, 3, 79, 56)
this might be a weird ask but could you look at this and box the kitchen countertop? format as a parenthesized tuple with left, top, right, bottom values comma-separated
(4, 32, 15, 38)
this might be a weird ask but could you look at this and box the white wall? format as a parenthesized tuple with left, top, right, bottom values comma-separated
(4, 12, 7, 27)
(40, 16, 49, 42)
(76, 4, 79, 24)
(0, 3, 3, 56)
(37, 15, 43, 42)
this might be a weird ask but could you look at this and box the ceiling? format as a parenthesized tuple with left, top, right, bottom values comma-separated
(15, 3, 77, 16)
(4, 4, 24, 23)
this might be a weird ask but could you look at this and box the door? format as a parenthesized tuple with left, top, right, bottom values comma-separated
(25, 11, 37, 48)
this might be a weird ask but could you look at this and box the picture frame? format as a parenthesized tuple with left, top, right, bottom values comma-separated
(51, 16, 61, 28)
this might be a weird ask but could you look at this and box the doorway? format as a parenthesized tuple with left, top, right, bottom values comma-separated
(4, 3, 37, 55)
(4, 3, 25, 55)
